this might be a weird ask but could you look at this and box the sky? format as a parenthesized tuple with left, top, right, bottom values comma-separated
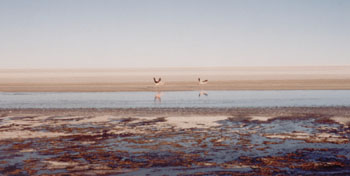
(0, 0, 349, 68)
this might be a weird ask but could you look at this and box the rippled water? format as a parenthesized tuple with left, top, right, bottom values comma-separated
(1, 90, 350, 108)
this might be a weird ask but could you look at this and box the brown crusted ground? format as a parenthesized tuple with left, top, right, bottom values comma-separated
(0, 107, 350, 175)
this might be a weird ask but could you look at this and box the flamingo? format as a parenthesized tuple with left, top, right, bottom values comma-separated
(198, 78, 208, 85)
(153, 77, 164, 86)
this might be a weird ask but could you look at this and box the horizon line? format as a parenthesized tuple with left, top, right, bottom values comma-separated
(1, 65, 350, 70)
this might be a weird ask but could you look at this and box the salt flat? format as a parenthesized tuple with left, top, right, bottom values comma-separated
(1, 66, 350, 92)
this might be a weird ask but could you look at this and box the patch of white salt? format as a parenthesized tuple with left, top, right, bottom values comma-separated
(20, 148, 35, 153)
(264, 132, 349, 143)
(67, 115, 113, 124)
(44, 161, 78, 169)
(331, 117, 350, 127)
(0, 130, 70, 140)
(249, 116, 274, 122)
(166, 116, 228, 129)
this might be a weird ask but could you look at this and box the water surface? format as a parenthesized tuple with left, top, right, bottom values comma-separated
(1, 90, 350, 108)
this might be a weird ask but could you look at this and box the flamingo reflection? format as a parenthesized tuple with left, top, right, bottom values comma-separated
(199, 91, 208, 97)
(154, 91, 163, 102)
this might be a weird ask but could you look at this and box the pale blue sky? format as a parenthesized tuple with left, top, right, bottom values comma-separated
(0, 0, 349, 68)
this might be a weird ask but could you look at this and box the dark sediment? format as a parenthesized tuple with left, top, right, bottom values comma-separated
(0, 107, 350, 175)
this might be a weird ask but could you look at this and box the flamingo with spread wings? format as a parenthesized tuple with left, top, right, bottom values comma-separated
(153, 77, 164, 86)
(198, 78, 208, 85)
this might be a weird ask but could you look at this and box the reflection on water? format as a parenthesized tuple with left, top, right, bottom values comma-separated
(154, 92, 163, 103)
(1, 90, 350, 108)
(198, 91, 208, 97)
(154, 91, 208, 103)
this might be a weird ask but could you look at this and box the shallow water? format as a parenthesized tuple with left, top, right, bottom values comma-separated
(1, 90, 350, 108)
(1, 113, 349, 175)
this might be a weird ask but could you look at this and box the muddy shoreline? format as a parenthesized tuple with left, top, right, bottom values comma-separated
(1, 107, 350, 175)
(2, 106, 350, 116)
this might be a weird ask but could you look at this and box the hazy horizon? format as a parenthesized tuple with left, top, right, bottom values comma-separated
(1, 0, 349, 69)
(1, 65, 350, 70)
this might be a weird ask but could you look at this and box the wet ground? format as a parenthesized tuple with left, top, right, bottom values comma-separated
(0, 107, 350, 175)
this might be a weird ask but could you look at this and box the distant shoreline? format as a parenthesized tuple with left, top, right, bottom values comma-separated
(0, 79, 350, 92)
(1, 66, 350, 92)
